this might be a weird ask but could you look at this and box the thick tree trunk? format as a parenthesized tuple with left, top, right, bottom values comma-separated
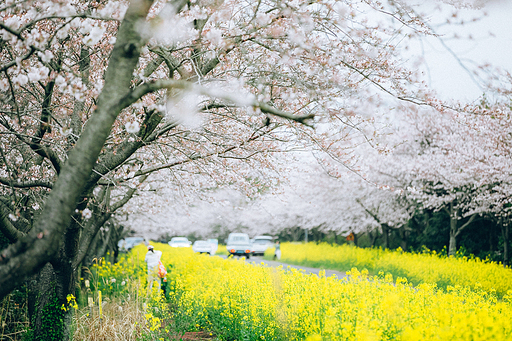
(28, 205, 82, 340)
(28, 263, 73, 341)
(0, 0, 156, 300)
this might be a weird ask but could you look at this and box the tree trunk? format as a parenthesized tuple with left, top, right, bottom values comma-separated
(290, 226, 301, 242)
(368, 229, 377, 247)
(28, 207, 82, 341)
(0, 0, 157, 300)
(447, 202, 476, 256)
(112, 223, 123, 263)
(28, 263, 73, 341)
(448, 202, 458, 256)
(489, 221, 496, 254)
(382, 224, 390, 249)
(501, 218, 509, 266)
(399, 224, 408, 250)
(420, 210, 430, 237)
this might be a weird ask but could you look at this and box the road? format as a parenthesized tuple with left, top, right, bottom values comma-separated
(224, 255, 347, 280)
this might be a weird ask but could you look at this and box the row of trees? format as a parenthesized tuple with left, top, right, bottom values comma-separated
(0, 0, 510, 339)
(139, 114, 512, 264)
(270, 102, 512, 263)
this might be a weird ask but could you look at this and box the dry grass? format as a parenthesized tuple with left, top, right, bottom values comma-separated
(0, 326, 28, 341)
(71, 297, 216, 341)
(0, 293, 29, 341)
(72, 297, 151, 341)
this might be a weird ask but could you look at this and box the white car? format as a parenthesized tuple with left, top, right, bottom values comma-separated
(168, 237, 191, 247)
(192, 240, 212, 254)
(251, 236, 274, 256)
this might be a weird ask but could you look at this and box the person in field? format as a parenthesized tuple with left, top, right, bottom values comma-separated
(274, 240, 281, 260)
(145, 245, 162, 294)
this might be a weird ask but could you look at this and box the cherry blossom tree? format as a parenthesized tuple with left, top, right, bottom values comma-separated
(2, 0, 505, 337)
(357, 96, 512, 256)
(0, 0, 326, 336)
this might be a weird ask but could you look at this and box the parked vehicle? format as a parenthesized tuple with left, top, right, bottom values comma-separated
(168, 237, 192, 247)
(193, 240, 212, 254)
(251, 235, 274, 256)
(118, 237, 145, 252)
(226, 233, 252, 258)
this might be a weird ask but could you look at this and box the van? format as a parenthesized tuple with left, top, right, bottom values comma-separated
(226, 233, 252, 258)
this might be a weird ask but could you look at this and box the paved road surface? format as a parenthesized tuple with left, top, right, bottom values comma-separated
(224, 255, 347, 280)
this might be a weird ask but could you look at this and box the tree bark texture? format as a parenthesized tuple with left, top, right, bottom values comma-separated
(27, 263, 73, 341)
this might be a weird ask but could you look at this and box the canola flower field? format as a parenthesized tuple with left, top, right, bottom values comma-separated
(86, 242, 512, 340)
(269, 242, 512, 298)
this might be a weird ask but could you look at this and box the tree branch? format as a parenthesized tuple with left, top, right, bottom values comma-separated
(0, 177, 53, 189)
(84, 110, 164, 190)
(128, 79, 315, 125)
(0, 114, 62, 173)
(74, 174, 149, 267)
(454, 214, 477, 238)
(0, 203, 25, 243)
(119, 124, 276, 180)
(356, 198, 381, 224)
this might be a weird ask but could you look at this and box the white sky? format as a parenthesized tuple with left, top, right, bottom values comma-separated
(413, 0, 512, 102)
